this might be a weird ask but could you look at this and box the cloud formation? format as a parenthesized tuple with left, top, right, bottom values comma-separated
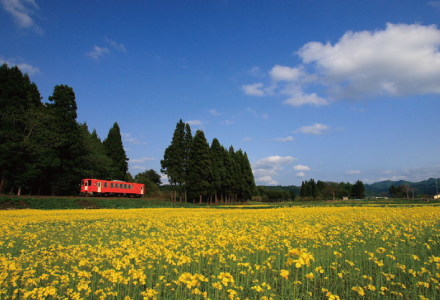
(87, 46, 110, 61)
(1, 0, 43, 34)
(242, 23, 440, 106)
(105, 37, 127, 52)
(186, 120, 202, 126)
(295, 123, 329, 135)
(346, 170, 361, 175)
(256, 175, 278, 185)
(294, 164, 311, 171)
(130, 157, 156, 163)
(296, 172, 305, 177)
(252, 155, 296, 182)
(273, 136, 294, 142)
(242, 82, 265, 96)
(121, 133, 147, 145)
(0, 57, 40, 75)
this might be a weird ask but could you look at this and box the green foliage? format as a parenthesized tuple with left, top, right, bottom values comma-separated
(103, 122, 128, 181)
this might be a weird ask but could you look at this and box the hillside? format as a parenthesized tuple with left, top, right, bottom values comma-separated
(258, 178, 440, 198)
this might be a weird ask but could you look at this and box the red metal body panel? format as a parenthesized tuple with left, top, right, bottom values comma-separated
(80, 179, 145, 197)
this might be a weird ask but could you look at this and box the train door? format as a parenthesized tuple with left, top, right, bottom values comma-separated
(84, 180, 88, 191)
(141, 185, 144, 195)
(98, 182, 101, 193)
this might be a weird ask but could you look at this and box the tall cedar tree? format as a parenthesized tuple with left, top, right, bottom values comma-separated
(47, 85, 83, 195)
(221, 146, 234, 203)
(0, 64, 45, 194)
(160, 119, 185, 202)
(242, 151, 256, 200)
(103, 122, 128, 181)
(229, 146, 244, 202)
(79, 123, 114, 180)
(188, 130, 212, 204)
(210, 138, 225, 204)
(183, 123, 193, 203)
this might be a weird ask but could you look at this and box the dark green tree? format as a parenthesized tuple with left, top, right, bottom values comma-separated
(352, 180, 365, 199)
(160, 119, 185, 203)
(210, 138, 225, 204)
(46, 84, 83, 195)
(135, 169, 162, 186)
(187, 130, 212, 204)
(103, 122, 128, 181)
(183, 123, 193, 203)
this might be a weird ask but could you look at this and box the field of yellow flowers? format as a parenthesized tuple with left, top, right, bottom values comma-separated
(1, 206, 440, 299)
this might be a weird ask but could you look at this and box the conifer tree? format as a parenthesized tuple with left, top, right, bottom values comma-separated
(183, 123, 193, 203)
(103, 122, 128, 181)
(46, 84, 83, 195)
(210, 138, 225, 204)
(188, 130, 212, 204)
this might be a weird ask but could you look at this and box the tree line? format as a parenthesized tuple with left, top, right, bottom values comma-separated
(0, 64, 130, 195)
(299, 179, 365, 200)
(160, 120, 256, 204)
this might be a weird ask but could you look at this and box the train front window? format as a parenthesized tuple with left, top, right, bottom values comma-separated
(81, 181, 84, 186)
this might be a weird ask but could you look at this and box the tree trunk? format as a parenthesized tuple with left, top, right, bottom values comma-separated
(199, 194, 202, 204)
(0, 176, 4, 194)
(17, 186, 21, 196)
(185, 189, 187, 204)
(215, 193, 218, 205)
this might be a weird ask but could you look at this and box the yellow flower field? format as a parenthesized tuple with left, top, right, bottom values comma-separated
(1, 207, 440, 299)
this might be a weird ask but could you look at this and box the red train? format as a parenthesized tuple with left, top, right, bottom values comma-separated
(80, 178, 145, 197)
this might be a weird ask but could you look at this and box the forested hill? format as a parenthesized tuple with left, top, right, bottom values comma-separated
(363, 177, 440, 197)
(259, 177, 440, 197)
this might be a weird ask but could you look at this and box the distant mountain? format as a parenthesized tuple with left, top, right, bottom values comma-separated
(258, 178, 440, 197)
(364, 177, 440, 197)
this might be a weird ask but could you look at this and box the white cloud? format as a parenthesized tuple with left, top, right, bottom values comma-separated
(209, 109, 219, 116)
(221, 120, 234, 125)
(428, 1, 440, 8)
(105, 37, 127, 52)
(121, 133, 147, 145)
(273, 136, 294, 142)
(284, 90, 328, 107)
(131, 157, 156, 163)
(87, 46, 110, 61)
(0, 57, 40, 75)
(1, 0, 43, 34)
(346, 170, 361, 175)
(160, 174, 169, 185)
(243, 23, 440, 106)
(262, 113, 269, 119)
(256, 176, 278, 185)
(186, 120, 202, 126)
(296, 172, 305, 177)
(132, 165, 146, 170)
(252, 155, 296, 179)
(242, 82, 265, 96)
(297, 23, 440, 99)
(295, 123, 329, 135)
(243, 137, 252, 142)
(246, 66, 264, 77)
(294, 164, 311, 171)
(270, 65, 302, 82)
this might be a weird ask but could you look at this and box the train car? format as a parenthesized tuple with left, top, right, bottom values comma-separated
(80, 179, 144, 197)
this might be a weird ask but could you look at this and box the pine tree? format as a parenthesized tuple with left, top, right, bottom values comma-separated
(183, 123, 193, 203)
(188, 130, 212, 204)
(210, 138, 225, 204)
(103, 122, 128, 181)
(160, 119, 185, 203)
(46, 84, 83, 195)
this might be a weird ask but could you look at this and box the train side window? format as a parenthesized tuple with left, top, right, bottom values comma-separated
(120, 184, 123, 189)
(115, 183, 119, 188)
(94, 182, 97, 186)
(124, 184, 127, 189)
(88, 180, 92, 186)
(110, 183, 114, 188)
(104, 182, 108, 188)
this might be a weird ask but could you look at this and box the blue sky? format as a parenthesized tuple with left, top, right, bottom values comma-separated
(2, 0, 440, 186)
